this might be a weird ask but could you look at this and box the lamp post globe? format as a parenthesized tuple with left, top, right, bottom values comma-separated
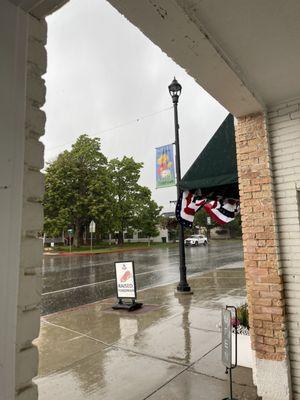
(169, 77, 191, 293)
(168, 77, 182, 103)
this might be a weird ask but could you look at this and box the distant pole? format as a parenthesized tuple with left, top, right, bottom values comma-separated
(89, 220, 96, 253)
(207, 216, 211, 240)
(67, 229, 73, 253)
(168, 77, 191, 293)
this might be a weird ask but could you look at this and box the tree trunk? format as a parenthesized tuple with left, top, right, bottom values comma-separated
(83, 226, 87, 245)
(118, 231, 124, 245)
(206, 226, 211, 240)
(74, 233, 79, 247)
(148, 237, 151, 247)
(74, 221, 80, 247)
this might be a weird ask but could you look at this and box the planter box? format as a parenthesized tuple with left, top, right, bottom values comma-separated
(232, 333, 252, 368)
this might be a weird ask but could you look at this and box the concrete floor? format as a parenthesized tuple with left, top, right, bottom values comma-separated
(34, 267, 259, 400)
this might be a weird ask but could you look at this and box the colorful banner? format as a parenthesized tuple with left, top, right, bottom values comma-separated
(156, 144, 176, 188)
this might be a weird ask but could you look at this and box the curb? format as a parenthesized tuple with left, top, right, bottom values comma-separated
(43, 246, 154, 257)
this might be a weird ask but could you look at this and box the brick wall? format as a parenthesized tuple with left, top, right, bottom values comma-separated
(268, 99, 300, 398)
(236, 113, 288, 362)
(16, 14, 47, 400)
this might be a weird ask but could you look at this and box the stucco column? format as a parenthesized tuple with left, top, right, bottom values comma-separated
(0, 2, 28, 398)
(0, 2, 47, 398)
(15, 13, 47, 400)
(235, 113, 291, 400)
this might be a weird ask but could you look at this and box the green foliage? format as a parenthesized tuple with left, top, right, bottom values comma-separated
(44, 135, 112, 245)
(137, 199, 162, 241)
(227, 213, 242, 237)
(193, 207, 242, 238)
(237, 303, 249, 329)
(44, 138, 162, 246)
(159, 216, 178, 241)
(193, 208, 217, 230)
(109, 156, 161, 243)
(159, 216, 177, 231)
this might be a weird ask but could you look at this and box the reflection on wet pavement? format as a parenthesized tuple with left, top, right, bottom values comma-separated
(42, 240, 243, 314)
(147, 370, 258, 400)
(35, 267, 259, 400)
(37, 322, 106, 376)
(37, 347, 184, 400)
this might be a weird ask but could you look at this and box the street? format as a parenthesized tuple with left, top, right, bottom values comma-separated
(41, 240, 243, 315)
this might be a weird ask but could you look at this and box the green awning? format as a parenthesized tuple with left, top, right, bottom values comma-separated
(180, 114, 238, 196)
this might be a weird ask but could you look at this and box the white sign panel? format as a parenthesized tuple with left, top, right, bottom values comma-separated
(221, 308, 232, 368)
(115, 261, 136, 299)
(89, 220, 96, 233)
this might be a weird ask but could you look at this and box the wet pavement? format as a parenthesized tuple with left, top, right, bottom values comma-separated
(42, 240, 243, 314)
(34, 267, 259, 400)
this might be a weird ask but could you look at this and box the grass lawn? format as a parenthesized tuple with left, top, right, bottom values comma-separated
(45, 241, 177, 254)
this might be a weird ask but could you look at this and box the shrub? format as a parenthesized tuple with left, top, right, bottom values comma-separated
(236, 303, 249, 329)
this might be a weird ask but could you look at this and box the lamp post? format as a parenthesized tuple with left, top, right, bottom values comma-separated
(168, 77, 191, 293)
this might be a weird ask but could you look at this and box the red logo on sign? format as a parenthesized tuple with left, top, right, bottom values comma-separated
(120, 270, 131, 282)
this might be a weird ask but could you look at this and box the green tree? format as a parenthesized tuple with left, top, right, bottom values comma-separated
(109, 156, 159, 244)
(44, 135, 111, 246)
(194, 207, 242, 238)
(194, 208, 217, 232)
(137, 195, 162, 246)
(160, 215, 178, 242)
(228, 214, 242, 237)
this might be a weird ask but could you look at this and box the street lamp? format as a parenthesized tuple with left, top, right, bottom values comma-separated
(168, 77, 191, 293)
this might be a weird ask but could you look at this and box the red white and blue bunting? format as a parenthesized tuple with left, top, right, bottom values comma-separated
(176, 191, 240, 227)
(176, 191, 207, 228)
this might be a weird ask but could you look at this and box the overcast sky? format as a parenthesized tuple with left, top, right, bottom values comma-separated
(44, 0, 227, 211)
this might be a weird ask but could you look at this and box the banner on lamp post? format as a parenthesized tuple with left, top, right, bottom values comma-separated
(156, 144, 176, 188)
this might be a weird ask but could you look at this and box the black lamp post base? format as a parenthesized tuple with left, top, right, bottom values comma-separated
(176, 282, 193, 294)
(222, 398, 237, 400)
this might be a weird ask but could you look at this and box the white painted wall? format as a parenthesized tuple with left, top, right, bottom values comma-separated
(0, 1, 28, 398)
(104, 228, 169, 244)
(132, 228, 169, 243)
(268, 98, 300, 398)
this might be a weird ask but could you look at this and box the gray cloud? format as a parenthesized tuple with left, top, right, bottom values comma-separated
(44, 0, 227, 211)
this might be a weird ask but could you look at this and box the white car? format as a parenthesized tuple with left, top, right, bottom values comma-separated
(184, 234, 208, 246)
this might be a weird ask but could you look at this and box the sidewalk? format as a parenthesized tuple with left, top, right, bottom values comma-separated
(34, 267, 260, 400)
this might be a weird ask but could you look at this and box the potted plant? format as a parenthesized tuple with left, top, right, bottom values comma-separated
(232, 303, 252, 368)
